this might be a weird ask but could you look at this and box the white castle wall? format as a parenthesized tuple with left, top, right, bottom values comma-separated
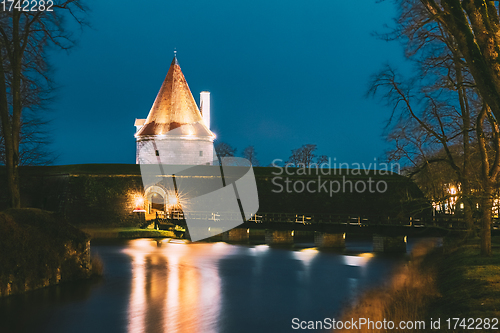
(136, 137, 214, 165)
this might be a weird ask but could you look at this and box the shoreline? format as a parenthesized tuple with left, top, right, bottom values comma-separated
(0, 209, 94, 298)
(336, 236, 500, 332)
(80, 226, 176, 239)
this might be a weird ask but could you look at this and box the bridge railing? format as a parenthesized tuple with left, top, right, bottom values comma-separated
(245, 212, 418, 226)
(158, 210, 474, 230)
(162, 211, 418, 225)
(157, 211, 482, 229)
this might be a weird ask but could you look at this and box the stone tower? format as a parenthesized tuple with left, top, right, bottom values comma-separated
(134, 56, 215, 165)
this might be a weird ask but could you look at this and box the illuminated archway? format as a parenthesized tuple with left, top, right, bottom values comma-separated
(145, 186, 167, 213)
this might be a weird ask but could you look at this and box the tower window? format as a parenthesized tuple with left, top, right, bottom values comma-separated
(155, 150, 160, 156)
(199, 151, 203, 156)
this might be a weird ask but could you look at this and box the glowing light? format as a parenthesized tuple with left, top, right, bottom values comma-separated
(132, 193, 146, 213)
(169, 196, 179, 205)
(343, 233, 346, 240)
(293, 248, 319, 270)
(291, 230, 294, 236)
(169, 239, 187, 244)
(127, 238, 156, 250)
(135, 196, 144, 206)
(253, 245, 269, 253)
(247, 228, 250, 234)
(300, 248, 319, 254)
(166, 189, 186, 209)
(212, 241, 229, 249)
(343, 253, 374, 267)
(404, 236, 407, 243)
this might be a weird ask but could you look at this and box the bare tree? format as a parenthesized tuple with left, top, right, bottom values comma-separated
(369, 65, 478, 232)
(0, 110, 56, 166)
(475, 104, 500, 256)
(317, 155, 329, 165)
(0, 124, 4, 163)
(242, 145, 259, 166)
(0, 2, 87, 208)
(287, 144, 326, 167)
(418, 0, 500, 124)
(215, 141, 236, 158)
(17, 112, 55, 166)
(375, 0, 500, 255)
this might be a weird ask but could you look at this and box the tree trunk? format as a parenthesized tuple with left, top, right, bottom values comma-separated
(0, 2, 86, 208)
(481, 184, 493, 256)
(463, 197, 475, 237)
(0, 37, 20, 209)
(5, 148, 20, 208)
(5, 12, 22, 208)
(455, 54, 474, 235)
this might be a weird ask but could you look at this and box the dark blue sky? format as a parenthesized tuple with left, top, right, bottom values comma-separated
(49, 0, 406, 166)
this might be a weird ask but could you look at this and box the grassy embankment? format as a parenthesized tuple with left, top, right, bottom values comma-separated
(428, 236, 500, 324)
(337, 236, 500, 332)
(81, 227, 175, 239)
(0, 208, 101, 297)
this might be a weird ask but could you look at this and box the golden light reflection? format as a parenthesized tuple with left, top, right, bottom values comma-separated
(251, 244, 269, 254)
(248, 245, 270, 276)
(124, 240, 227, 333)
(128, 252, 146, 333)
(300, 248, 319, 254)
(130, 239, 157, 250)
(292, 248, 319, 272)
(343, 253, 374, 267)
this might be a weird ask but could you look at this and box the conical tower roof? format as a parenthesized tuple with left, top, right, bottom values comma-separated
(135, 56, 214, 138)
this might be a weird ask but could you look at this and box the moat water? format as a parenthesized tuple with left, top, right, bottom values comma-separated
(0, 237, 420, 333)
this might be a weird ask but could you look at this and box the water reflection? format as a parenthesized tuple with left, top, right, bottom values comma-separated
(343, 253, 374, 268)
(293, 248, 319, 270)
(123, 240, 228, 333)
(342, 253, 375, 299)
(0, 238, 406, 333)
(128, 251, 146, 333)
(292, 248, 319, 281)
(121, 240, 391, 333)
